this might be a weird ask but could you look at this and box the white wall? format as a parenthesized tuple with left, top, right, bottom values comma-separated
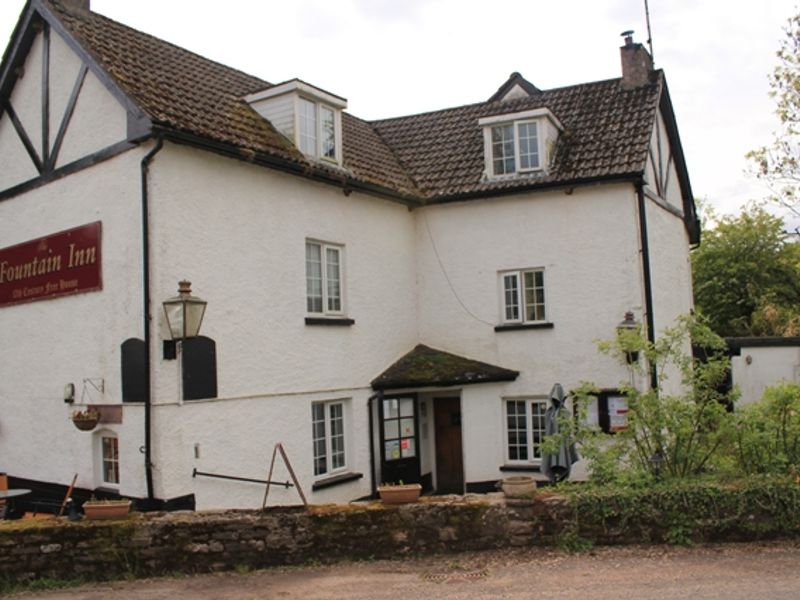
(153, 388, 375, 509)
(147, 144, 419, 402)
(732, 345, 800, 406)
(416, 183, 643, 395)
(0, 148, 148, 497)
(141, 144, 418, 506)
(0, 28, 130, 192)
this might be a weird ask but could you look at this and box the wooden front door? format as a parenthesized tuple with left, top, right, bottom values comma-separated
(434, 397, 464, 494)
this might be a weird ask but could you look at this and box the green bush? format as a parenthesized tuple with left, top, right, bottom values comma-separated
(565, 476, 800, 544)
(568, 316, 736, 484)
(733, 382, 800, 476)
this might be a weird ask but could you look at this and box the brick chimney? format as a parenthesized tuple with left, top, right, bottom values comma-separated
(59, 0, 90, 11)
(620, 31, 653, 89)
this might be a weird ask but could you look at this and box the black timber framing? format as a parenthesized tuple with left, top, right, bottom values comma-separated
(2, 100, 43, 173)
(0, 139, 137, 202)
(41, 22, 49, 167)
(48, 63, 87, 170)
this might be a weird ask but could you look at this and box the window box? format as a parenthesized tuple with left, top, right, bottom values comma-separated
(377, 483, 422, 505)
(82, 499, 131, 520)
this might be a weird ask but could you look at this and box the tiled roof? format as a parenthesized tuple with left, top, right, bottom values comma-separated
(372, 344, 519, 390)
(372, 77, 661, 199)
(41, 1, 661, 203)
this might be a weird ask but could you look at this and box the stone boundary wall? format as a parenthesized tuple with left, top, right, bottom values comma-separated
(0, 488, 796, 584)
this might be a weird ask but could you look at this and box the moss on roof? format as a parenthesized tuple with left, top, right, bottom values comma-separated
(372, 344, 518, 390)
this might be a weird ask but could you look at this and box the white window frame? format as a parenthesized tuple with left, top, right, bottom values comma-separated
(297, 97, 341, 164)
(479, 108, 562, 179)
(504, 397, 548, 464)
(312, 399, 349, 478)
(487, 120, 542, 176)
(306, 240, 345, 316)
(94, 429, 120, 489)
(499, 268, 547, 324)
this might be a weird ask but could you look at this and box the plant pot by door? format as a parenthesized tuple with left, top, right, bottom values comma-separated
(378, 483, 422, 505)
(499, 475, 537, 498)
(83, 500, 131, 520)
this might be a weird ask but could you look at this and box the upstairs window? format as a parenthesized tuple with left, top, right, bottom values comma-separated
(299, 98, 338, 163)
(480, 108, 561, 179)
(491, 121, 540, 175)
(244, 79, 347, 166)
(306, 240, 344, 315)
(501, 268, 546, 323)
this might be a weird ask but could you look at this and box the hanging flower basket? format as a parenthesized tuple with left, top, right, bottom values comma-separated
(71, 409, 100, 431)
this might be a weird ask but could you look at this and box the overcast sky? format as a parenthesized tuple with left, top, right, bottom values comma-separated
(0, 0, 795, 225)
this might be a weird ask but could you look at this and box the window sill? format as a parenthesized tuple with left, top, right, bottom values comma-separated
(494, 322, 554, 332)
(500, 464, 541, 473)
(305, 317, 355, 326)
(311, 471, 363, 491)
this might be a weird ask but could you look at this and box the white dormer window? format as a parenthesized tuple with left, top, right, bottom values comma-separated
(480, 108, 562, 179)
(245, 80, 347, 166)
(299, 99, 337, 161)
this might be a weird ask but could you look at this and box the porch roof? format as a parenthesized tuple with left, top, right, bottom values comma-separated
(371, 344, 519, 391)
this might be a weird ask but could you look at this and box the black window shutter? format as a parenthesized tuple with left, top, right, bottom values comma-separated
(121, 338, 148, 403)
(182, 336, 218, 401)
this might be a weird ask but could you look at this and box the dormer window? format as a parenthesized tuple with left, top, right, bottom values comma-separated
(479, 108, 562, 179)
(299, 99, 337, 161)
(245, 79, 347, 166)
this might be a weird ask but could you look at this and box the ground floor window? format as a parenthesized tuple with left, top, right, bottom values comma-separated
(98, 432, 119, 485)
(312, 400, 347, 476)
(505, 398, 547, 462)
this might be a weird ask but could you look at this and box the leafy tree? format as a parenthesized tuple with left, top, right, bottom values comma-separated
(748, 12, 800, 219)
(691, 207, 800, 337)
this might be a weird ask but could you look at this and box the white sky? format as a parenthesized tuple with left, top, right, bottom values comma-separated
(0, 0, 795, 224)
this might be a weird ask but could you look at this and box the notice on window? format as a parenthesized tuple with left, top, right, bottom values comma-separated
(608, 396, 629, 432)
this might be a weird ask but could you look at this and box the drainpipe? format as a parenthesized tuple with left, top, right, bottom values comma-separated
(140, 136, 164, 502)
(635, 181, 658, 391)
(367, 391, 382, 497)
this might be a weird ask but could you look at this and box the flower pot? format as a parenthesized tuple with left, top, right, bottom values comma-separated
(83, 500, 131, 520)
(499, 475, 537, 498)
(378, 483, 422, 504)
(72, 417, 99, 431)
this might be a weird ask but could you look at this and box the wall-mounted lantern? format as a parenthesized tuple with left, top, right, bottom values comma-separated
(163, 280, 207, 340)
(616, 311, 640, 364)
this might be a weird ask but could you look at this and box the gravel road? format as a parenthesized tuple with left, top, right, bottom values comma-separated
(9, 540, 800, 599)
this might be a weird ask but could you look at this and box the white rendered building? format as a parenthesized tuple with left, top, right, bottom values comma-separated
(0, 0, 698, 510)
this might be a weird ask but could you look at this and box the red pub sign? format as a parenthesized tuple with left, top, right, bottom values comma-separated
(0, 221, 102, 307)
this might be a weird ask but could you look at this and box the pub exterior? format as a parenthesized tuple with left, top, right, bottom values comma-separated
(0, 0, 698, 509)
